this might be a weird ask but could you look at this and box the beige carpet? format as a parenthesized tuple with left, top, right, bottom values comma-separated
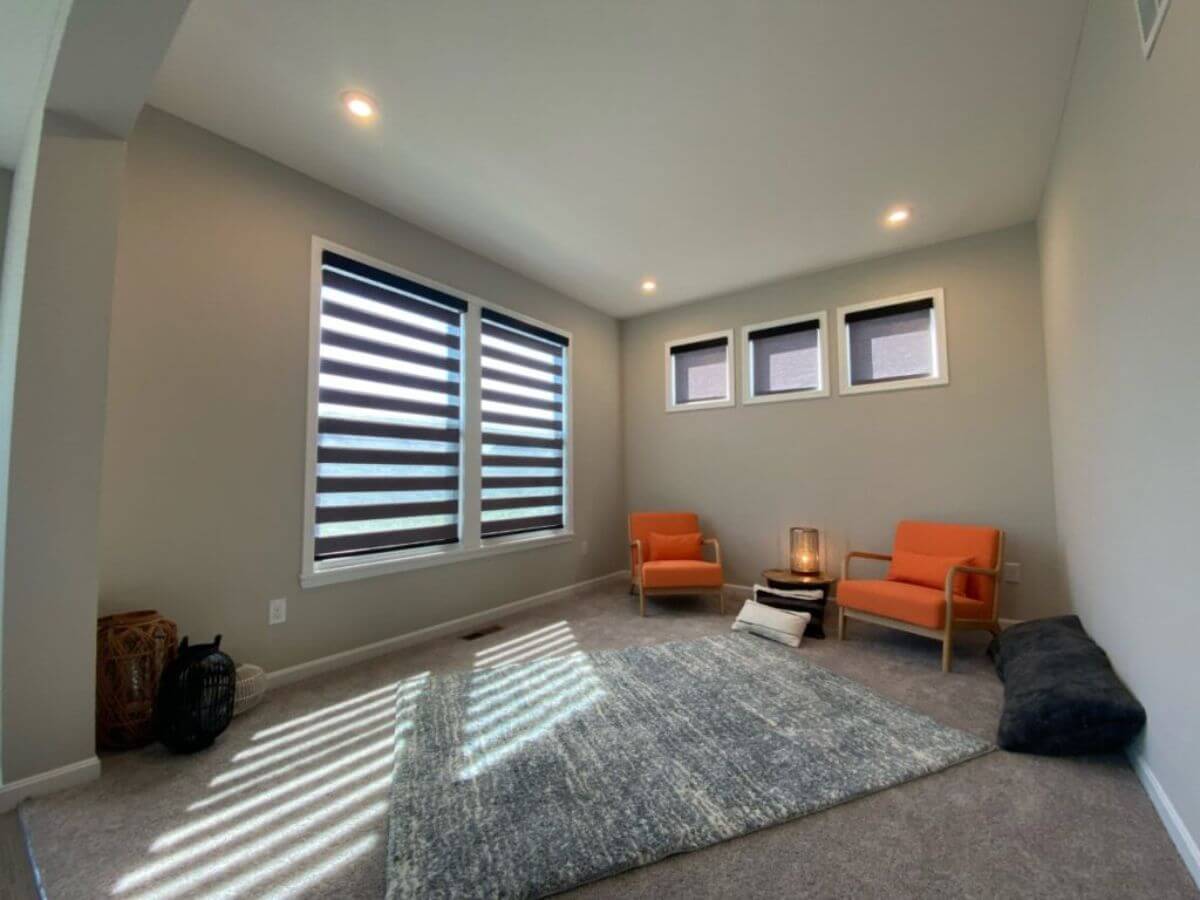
(17, 585, 1199, 899)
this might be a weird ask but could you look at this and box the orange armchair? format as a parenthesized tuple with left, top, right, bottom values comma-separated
(629, 512, 725, 617)
(837, 520, 1005, 672)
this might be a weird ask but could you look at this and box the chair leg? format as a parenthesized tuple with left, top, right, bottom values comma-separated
(942, 629, 953, 673)
(639, 583, 646, 617)
(837, 606, 846, 640)
(718, 588, 725, 616)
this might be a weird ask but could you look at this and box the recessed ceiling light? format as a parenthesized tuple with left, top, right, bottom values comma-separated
(341, 91, 378, 121)
(885, 206, 912, 226)
(640, 279, 658, 295)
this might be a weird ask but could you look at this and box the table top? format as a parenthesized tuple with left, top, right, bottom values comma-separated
(762, 569, 836, 586)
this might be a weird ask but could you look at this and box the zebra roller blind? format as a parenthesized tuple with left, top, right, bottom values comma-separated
(480, 307, 569, 539)
(314, 251, 466, 560)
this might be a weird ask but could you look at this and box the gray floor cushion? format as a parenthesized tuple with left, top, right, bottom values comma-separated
(989, 615, 1145, 755)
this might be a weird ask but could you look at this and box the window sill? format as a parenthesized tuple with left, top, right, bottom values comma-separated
(665, 397, 736, 413)
(838, 374, 949, 396)
(742, 387, 830, 405)
(300, 530, 575, 589)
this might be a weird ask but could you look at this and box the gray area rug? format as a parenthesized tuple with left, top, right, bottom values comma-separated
(387, 634, 991, 898)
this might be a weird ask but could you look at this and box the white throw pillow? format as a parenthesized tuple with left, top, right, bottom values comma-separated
(732, 598, 812, 648)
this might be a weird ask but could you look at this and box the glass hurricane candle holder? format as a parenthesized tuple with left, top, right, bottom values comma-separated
(789, 527, 821, 575)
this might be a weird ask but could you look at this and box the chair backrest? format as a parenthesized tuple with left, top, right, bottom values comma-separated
(629, 512, 700, 567)
(893, 520, 1002, 605)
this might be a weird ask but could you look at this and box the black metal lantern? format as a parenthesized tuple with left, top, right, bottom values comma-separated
(154, 635, 236, 753)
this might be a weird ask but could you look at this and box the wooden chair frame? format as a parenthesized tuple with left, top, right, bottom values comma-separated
(629, 535, 724, 617)
(836, 531, 1005, 672)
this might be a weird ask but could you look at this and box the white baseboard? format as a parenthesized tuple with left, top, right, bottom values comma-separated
(0, 756, 101, 813)
(267, 570, 628, 689)
(1128, 749, 1200, 889)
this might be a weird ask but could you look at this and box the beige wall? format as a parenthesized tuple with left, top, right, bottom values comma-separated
(2, 114, 126, 782)
(99, 108, 625, 673)
(1039, 0, 1199, 868)
(621, 223, 1062, 621)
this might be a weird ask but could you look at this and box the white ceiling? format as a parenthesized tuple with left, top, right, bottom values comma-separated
(150, 0, 1086, 318)
(0, 0, 69, 166)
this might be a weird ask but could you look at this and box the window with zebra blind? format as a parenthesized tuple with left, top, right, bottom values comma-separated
(303, 241, 573, 587)
(310, 250, 466, 562)
(480, 307, 568, 539)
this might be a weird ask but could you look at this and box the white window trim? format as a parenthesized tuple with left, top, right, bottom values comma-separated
(740, 311, 830, 405)
(664, 329, 736, 412)
(301, 236, 574, 589)
(836, 288, 949, 396)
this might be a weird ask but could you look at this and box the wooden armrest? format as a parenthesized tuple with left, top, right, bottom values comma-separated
(842, 550, 892, 581)
(944, 562, 1002, 624)
(947, 563, 999, 580)
(703, 537, 721, 565)
(630, 539, 643, 571)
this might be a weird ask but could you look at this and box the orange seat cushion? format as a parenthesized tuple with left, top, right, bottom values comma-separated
(838, 579, 989, 630)
(641, 560, 724, 589)
(887, 550, 970, 593)
(648, 531, 703, 561)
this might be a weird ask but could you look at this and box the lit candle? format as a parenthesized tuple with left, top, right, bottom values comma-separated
(789, 527, 820, 574)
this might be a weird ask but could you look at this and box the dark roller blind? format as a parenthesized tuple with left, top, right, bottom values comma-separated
(748, 319, 822, 396)
(845, 298, 935, 385)
(671, 335, 729, 404)
(314, 251, 465, 560)
(479, 307, 568, 539)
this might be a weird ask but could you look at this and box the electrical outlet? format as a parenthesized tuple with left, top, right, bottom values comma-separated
(1003, 562, 1022, 584)
(580, 540, 589, 556)
(269, 596, 287, 625)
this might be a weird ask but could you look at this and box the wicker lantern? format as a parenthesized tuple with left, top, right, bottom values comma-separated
(154, 635, 237, 753)
(96, 611, 178, 750)
(789, 527, 821, 575)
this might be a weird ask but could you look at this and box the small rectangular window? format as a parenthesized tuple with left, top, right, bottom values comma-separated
(742, 312, 829, 403)
(837, 290, 948, 395)
(311, 250, 466, 562)
(479, 307, 569, 539)
(665, 331, 734, 411)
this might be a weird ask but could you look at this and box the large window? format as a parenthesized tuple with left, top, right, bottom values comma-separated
(303, 242, 571, 586)
(837, 289, 948, 395)
(310, 250, 465, 562)
(480, 308, 568, 538)
(665, 330, 735, 411)
(741, 312, 829, 404)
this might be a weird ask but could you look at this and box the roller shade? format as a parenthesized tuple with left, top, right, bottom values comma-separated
(747, 319, 821, 395)
(670, 335, 729, 404)
(480, 307, 568, 539)
(845, 297, 935, 385)
(314, 251, 465, 560)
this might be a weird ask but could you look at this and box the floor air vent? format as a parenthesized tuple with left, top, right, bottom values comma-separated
(460, 624, 503, 641)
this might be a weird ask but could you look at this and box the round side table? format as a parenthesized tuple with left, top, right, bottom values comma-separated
(759, 570, 837, 639)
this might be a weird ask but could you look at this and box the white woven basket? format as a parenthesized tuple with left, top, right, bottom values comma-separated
(233, 663, 266, 716)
